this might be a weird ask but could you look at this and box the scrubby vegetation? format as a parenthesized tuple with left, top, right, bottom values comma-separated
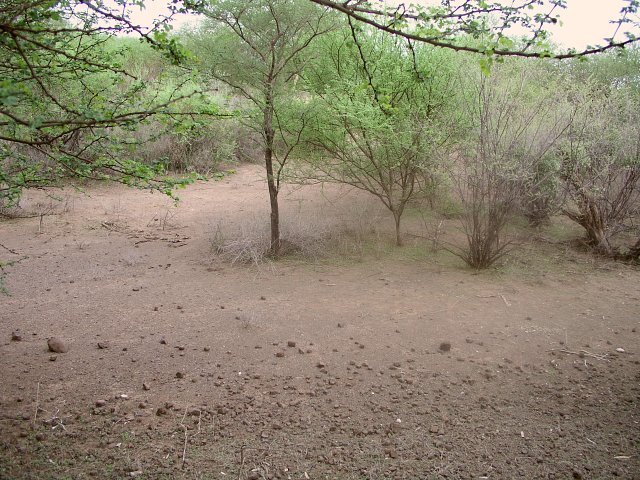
(1, 0, 639, 268)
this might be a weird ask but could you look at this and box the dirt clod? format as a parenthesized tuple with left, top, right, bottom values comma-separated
(47, 337, 68, 353)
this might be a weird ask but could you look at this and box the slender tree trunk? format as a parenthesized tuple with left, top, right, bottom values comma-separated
(392, 208, 403, 246)
(263, 87, 280, 255)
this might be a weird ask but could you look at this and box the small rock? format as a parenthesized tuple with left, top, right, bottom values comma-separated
(129, 470, 143, 477)
(385, 448, 398, 459)
(11, 331, 22, 342)
(429, 425, 440, 434)
(142, 383, 150, 391)
(156, 407, 167, 416)
(95, 400, 107, 407)
(203, 346, 210, 352)
(176, 372, 185, 379)
(160, 338, 167, 345)
(616, 347, 625, 353)
(97, 342, 109, 349)
(316, 362, 326, 368)
(438, 342, 451, 353)
(47, 337, 69, 353)
(35, 432, 46, 441)
(260, 296, 266, 301)
(287, 341, 296, 348)
(49, 355, 57, 362)
(275, 352, 285, 358)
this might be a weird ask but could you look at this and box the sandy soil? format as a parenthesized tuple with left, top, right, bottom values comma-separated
(1, 165, 639, 480)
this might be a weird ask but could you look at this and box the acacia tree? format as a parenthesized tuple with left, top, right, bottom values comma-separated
(0, 0, 204, 208)
(301, 28, 458, 246)
(308, 0, 639, 59)
(194, 0, 332, 255)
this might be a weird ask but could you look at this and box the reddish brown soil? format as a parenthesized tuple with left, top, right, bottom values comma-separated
(1, 165, 639, 479)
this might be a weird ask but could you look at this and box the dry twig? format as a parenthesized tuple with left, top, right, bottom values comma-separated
(33, 382, 40, 427)
(551, 349, 610, 362)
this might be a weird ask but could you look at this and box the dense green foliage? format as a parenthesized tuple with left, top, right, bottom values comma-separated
(0, 0, 214, 208)
(301, 29, 459, 245)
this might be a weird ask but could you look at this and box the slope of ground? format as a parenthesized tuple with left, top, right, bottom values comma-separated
(1, 165, 638, 479)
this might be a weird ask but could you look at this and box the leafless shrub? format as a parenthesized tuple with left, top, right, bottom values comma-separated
(210, 199, 384, 264)
(560, 87, 640, 259)
(449, 64, 570, 269)
(211, 221, 270, 266)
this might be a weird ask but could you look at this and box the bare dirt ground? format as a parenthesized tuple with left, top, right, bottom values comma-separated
(1, 165, 639, 480)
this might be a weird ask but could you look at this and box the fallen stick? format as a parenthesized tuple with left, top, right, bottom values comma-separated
(552, 349, 610, 362)
(180, 408, 188, 467)
(33, 382, 40, 427)
(500, 294, 511, 307)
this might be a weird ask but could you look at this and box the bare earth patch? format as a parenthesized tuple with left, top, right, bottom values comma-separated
(1, 165, 638, 479)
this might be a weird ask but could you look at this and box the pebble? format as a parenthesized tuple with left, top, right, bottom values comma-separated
(95, 400, 107, 407)
(49, 355, 57, 362)
(275, 352, 285, 358)
(143, 383, 150, 391)
(11, 331, 22, 342)
(47, 337, 69, 353)
(176, 372, 185, 379)
(287, 341, 296, 348)
(385, 448, 398, 459)
(97, 342, 109, 349)
(439, 342, 452, 353)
